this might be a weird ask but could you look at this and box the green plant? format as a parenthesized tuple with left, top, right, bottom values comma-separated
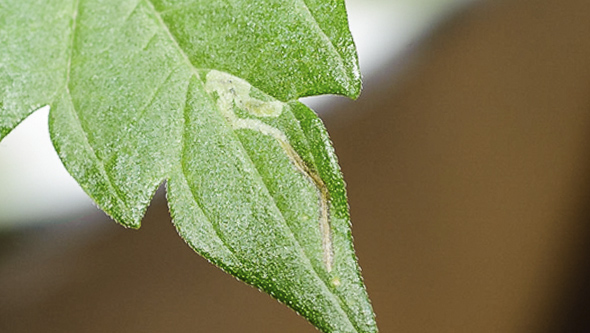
(0, 0, 377, 332)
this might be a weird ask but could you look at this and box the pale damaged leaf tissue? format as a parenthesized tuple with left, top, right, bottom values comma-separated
(0, 0, 377, 331)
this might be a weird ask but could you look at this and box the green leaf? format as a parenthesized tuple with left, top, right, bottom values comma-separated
(1, 0, 376, 332)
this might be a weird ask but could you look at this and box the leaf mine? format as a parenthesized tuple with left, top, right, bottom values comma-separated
(204, 69, 334, 272)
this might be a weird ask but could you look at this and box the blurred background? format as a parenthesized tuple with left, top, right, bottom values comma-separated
(2, 0, 590, 331)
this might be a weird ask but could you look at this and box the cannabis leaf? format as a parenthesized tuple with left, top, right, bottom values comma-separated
(0, 0, 377, 331)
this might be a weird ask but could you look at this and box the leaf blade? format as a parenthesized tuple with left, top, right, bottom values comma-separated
(150, 0, 361, 100)
(0, 0, 74, 139)
(1, 0, 376, 331)
(170, 72, 368, 331)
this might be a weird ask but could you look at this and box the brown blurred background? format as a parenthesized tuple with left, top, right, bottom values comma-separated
(2, 0, 590, 331)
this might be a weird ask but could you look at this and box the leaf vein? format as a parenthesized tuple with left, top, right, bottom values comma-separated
(144, 0, 198, 77)
(298, 0, 347, 79)
(131, 66, 178, 127)
(178, 76, 241, 263)
(62, 0, 129, 213)
(122, 0, 143, 24)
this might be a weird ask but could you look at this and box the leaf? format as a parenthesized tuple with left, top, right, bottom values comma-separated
(0, 0, 377, 332)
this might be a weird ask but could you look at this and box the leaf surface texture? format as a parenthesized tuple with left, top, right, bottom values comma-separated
(0, 1, 376, 331)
